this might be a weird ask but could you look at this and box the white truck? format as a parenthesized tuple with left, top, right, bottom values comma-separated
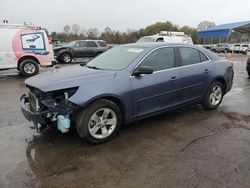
(0, 23, 53, 76)
(137, 31, 193, 45)
(229, 43, 250, 54)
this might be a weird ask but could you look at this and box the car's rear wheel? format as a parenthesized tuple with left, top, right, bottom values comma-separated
(61, 53, 72, 63)
(96, 52, 102, 57)
(76, 99, 121, 144)
(202, 81, 224, 110)
(19, 59, 39, 77)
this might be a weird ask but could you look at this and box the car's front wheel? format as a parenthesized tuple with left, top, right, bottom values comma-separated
(76, 99, 122, 144)
(61, 53, 72, 63)
(202, 81, 224, 110)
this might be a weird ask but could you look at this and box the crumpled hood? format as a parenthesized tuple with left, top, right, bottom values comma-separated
(53, 46, 69, 51)
(25, 65, 117, 92)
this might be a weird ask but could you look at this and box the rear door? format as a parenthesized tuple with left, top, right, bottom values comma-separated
(177, 46, 214, 103)
(130, 47, 182, 117)
(85, 41, 98, 57)
(73, 41, 87, 58)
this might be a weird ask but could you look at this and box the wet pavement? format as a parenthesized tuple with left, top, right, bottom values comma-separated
(0, 55, 249, 188)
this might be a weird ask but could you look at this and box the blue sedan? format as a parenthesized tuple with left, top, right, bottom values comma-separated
(21, 43, 234, 144)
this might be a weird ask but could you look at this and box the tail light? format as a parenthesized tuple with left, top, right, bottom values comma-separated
(48, 37, 52, 45)
(226, 53, 233, 68)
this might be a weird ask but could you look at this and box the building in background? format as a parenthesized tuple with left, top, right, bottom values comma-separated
(198, 21, 250, 44)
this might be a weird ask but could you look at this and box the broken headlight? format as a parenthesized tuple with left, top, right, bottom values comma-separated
(51, 87, 78, 106)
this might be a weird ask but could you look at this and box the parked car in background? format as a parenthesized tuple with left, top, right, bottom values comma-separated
(234, 44, 241, 53)
(53, 40, 109, 63)
(232, 43, 250, 54)
(239, 44, 250, 54)
(214, 43, 229, 53)
(137, 31, 193, 45)
(210, 44, 217, 52)
(21, 43, 234, 144)
(228, 44, 235, 53)
(0, 23, 53, 76)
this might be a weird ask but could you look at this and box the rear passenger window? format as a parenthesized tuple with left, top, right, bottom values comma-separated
(86, 41, 98, 47)
(97, 41, 107, 47)
(139, 47, 175, 71)
(179, 47, 201, 66)
(199, 52, 209, 62)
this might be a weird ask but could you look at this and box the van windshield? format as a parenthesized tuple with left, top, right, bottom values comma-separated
(137, 37, 156, 43)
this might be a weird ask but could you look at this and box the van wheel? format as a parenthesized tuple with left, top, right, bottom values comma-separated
(202, 81, 224, 110)
(19, 59, 39, 77)
(61, 53, 72, 63)
(76, 99, 122, 144)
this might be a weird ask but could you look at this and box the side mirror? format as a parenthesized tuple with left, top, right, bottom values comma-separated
(133, 66, 153, 76)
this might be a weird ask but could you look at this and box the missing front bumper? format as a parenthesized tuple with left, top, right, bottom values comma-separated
(20, 94, 78, 131)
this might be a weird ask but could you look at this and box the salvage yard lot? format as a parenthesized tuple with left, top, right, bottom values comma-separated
(0, 55, 250, 187)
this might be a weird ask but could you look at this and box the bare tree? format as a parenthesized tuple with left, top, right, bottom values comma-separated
(63, 25, 70, 35)
(104, 27, 112, 34)
(197, 21, 216, 31)
(87, 28, 100, 38)
(72, 24, 80, 35)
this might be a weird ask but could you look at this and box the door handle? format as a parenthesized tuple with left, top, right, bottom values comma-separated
(204, 69, 209, 73)
(170, 76, 177, 81)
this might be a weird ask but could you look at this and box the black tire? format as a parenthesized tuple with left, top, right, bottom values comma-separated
(248, 71, 250, 77)
(96, 52, 102, 57)
(60, 53, 72, 64)
(76, 99, 122, 144)
(19, 59, 39, 77)
(202, 81, 224, 110)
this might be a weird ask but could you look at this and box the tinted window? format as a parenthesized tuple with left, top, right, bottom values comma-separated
(137, 37, 156, 43)
(179, 47, 200, 66)
(97, 41, 107, 47)
(79, 41, 86, 47)
(199, 51, 209, 62)
(139, 48, 175, 71)
(74, 42, 81, 47)
(156, 38, 164, 42)
(86, 41, 98, 47)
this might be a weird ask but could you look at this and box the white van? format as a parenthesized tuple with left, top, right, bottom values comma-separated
(0, 23, 53, 76)
(137, 31, 193, 45)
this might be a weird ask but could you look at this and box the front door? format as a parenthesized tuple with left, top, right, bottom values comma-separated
(130, 47, 182, 118)
(73, 41, 87, 58)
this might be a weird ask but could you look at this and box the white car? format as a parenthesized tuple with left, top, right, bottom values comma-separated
(137, 31, 193, 45)
(0, 23, 54, 76)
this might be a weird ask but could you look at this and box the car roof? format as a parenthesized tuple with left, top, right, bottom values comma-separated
(72, 40, 106, 42)
(122, 42, 194, 49)
(121, 42, 220, 61)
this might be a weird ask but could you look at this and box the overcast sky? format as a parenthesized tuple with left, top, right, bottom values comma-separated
(1, 0, 250, 33)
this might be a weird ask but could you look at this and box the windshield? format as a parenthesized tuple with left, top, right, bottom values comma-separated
(67, 41, 77, 47)
(137, 37, 156, 43)
(86, 46, 145, 70)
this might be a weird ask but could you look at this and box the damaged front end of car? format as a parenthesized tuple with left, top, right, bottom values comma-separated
(20, 86, 79, 133)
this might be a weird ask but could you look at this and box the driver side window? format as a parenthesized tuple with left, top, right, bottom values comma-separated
(74, 42, 81, 47)
(139, 47, 175, 72)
